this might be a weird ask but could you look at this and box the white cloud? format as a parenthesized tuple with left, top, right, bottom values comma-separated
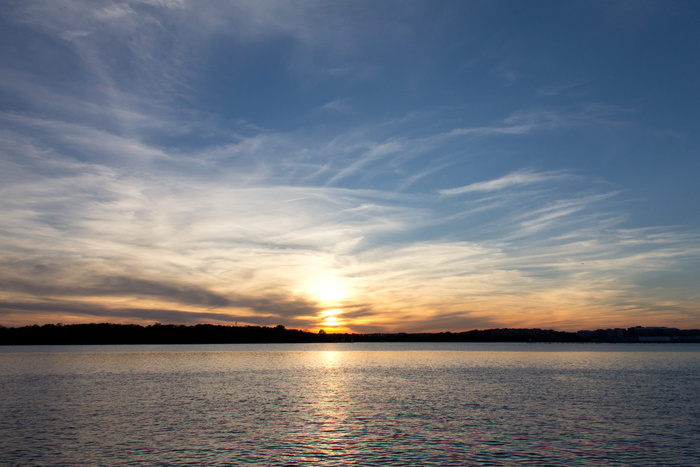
(440, 169, 569, 196)
(327, 141, 403, 185)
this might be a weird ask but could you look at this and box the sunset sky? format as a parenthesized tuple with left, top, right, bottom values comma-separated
(1, 0, 699, 332)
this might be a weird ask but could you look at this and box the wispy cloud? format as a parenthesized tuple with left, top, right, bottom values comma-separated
(327, 141, 403, 185)
(440, 169, 570, 196)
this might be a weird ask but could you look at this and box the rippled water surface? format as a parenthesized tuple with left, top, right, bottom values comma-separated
(2, 343, 699, 466)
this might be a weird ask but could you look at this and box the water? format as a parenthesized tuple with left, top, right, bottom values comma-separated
(1, 343, 699, 466)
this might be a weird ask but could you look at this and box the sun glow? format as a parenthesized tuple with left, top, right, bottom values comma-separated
(321, 315, 341, 327)
(318, 308, 344, 328)
(302, 275, 353, 306)
(321, 309, 341, 318)
(298, 273, 360, 330)
(313, 281, 350, 304)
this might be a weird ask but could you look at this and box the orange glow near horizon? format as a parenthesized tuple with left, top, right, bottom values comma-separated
(2, 265, 699, 332)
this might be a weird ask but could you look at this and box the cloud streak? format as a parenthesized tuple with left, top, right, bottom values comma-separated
(440, 169, 570, 196)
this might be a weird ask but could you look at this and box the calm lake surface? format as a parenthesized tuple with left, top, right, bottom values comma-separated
(1, 343, 699, 466)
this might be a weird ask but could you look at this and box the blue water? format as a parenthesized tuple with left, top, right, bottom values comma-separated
(1, 343, 699, 466)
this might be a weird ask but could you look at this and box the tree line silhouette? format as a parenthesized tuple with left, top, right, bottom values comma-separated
(2, 323, 698, 345)
(0, 323, 584, 345)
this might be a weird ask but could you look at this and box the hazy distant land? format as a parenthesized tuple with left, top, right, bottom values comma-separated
(1, 323, 699, 345)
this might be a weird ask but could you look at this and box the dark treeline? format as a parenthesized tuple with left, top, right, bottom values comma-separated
(1, 323, 699, 345)
(0, 323, 316, 345)
(0, 323, 602, 345)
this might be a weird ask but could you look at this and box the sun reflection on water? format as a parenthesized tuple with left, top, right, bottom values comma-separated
(302, 350, 358, 458)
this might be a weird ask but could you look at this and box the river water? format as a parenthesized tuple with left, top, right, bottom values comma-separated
(1, 342, 699, 466)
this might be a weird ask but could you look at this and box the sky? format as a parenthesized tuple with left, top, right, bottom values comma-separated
(1, 0, 699, 332)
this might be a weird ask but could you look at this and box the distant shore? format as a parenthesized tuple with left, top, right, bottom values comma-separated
(2, 323, 699, 345)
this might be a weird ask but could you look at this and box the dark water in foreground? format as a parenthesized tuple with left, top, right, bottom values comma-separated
(1, 343, 699, 466)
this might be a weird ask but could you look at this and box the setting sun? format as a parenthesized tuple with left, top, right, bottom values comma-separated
(320, 315, 341, 327)
(314, 308, 351, 331)
(299, 276, 355, 329)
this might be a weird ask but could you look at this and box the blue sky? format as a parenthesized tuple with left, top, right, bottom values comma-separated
(1, 0, 699, 331)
